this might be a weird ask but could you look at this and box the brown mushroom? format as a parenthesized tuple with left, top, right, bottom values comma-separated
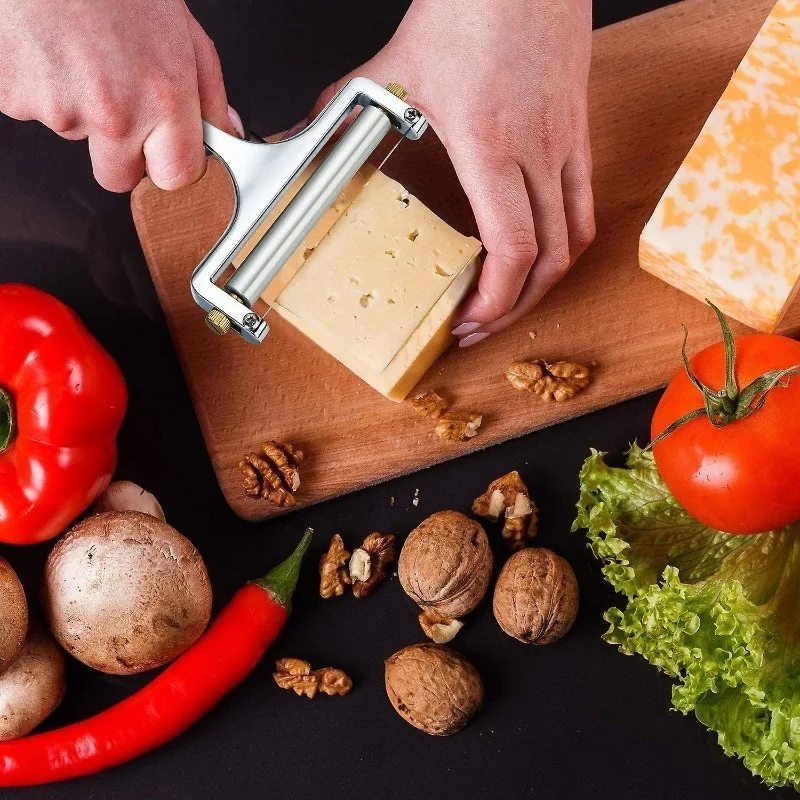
(492, 548, 579, 644)
(42, 511, 212, 675)
(385, 643, 483, 736)
(0, 624, 65, 741)
(398, 511, 492, 642)
(0, 557, 27, 676)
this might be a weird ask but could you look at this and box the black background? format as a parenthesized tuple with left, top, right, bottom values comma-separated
(0, 0, 789, 797)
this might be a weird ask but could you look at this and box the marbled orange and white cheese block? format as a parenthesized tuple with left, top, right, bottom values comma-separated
(640, 0, 800, 332)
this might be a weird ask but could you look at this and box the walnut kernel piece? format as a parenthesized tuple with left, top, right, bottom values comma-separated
(273, 658, 352, 698)
(349, 548, 372, 583)
(351, 533, 396, 598)
(411, 390, 449, 420)
(472, 471, 538, 551)
(506, 360, 590, 401)
(239, 441, 304, 507)
(435, 411, 482, 442)
(319, 534, 351, 599)
(418, 611, 464, 644)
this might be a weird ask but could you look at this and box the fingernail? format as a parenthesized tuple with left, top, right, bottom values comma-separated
(227, 105, 245, 139)
(282, 117, 309, 140)
(458, 331, 490, 348)
(452, 321, 482, 336)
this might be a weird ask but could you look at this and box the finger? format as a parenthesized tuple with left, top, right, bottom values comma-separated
(88, 135, 147, 193)
(561, 138, 596, 262)
(448, 145, 537, 326)
(188, 16, 240, 137)
(142, 110, 205, 191)
(475, 172, 570, 336)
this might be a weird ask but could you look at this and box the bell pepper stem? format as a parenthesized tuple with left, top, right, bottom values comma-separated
(252, 528, 313, 614)
(0, 388, 14, 455)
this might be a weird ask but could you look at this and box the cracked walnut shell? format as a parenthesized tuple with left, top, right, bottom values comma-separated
(350, 533, 396, 598)
(472, 471, 538, 551)
(506, 360, 590, 401)
(319, 534, 351, 599)
(492, 548, 579, 644)
(385, 643, 483, 736)
(399, 511, 492, 641)
(273, 658, 352, 698)
(240, 441, 303, 507)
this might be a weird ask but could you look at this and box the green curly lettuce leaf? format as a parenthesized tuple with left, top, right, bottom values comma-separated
(573, 445, 800, 789)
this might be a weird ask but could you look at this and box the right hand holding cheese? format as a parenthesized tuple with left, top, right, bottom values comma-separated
(307, 0, 597, 343)
(0, 0, 241, 192)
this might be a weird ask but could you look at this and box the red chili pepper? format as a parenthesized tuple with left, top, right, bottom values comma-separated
(0, 284, 127, 544)
(0, 530, 312, 786)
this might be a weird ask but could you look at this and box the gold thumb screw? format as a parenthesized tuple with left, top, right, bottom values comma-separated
(385, 82, 408, 101)
(205, 309, 231, 336)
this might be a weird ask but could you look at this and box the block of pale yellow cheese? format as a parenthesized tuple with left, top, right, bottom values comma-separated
(640, 0, 800, 332)
(266, 170, 481, 400)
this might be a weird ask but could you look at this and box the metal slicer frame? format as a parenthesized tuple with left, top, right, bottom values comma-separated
(192, 78, 428, 344)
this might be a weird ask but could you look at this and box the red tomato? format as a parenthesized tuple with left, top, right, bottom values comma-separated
(651, 333, 800, 534)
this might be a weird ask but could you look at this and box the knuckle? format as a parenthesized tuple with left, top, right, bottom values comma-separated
(91, 94, 133, 140)
(548, 243, 572, 274)
(152, 156, 204, 190)
(500, 225, 538, 267)
(574, 215, 596, 251)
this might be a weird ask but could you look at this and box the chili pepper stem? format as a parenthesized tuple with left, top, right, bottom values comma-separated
(252, 528, 313, 613)
(0, 387, 14, 455)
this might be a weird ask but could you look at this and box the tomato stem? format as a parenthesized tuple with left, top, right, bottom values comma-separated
(251, 528, 313, 613)
(649, 301, 800, 449)
(0, 388, 14, 455)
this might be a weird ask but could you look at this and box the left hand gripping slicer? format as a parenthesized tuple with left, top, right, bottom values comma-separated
(192, 78, 428, 344)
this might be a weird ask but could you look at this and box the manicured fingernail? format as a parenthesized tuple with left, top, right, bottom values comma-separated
(227, 105, 245, 139)
(458, 331, 490, 348)
(452, 321, 482, 336)
(282, 117, 309, 139)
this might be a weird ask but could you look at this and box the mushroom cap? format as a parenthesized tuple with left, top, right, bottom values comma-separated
(0, 623, 65, 741)
(0, 557, 27, 676)
(42, 511, 212, 674)
(385, 643, 483, 735)
(398, 511, 492, 620)
(492, 548, 579, 644)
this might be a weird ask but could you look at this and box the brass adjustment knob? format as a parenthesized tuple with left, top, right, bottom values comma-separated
(385, 82, 408, 101)
(205, 309, 231, 336)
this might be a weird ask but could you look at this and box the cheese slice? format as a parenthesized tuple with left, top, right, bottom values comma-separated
(263, 170, 481, 400)
(640, 0, 800, 332)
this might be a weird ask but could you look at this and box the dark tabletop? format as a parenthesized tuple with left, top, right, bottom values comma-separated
(0, 0, 788, 798)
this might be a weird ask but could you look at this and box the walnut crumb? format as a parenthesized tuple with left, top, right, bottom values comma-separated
(410, 389, 449, 420)
(435, 411, 482, 442)
(240, 441, 303, 506)
(506, 360, 590, 402)
(473, 471, 538, 551)
(350, 532, 396, 598)
(273, 658, 352, 698)
(319, 534, 351, 599)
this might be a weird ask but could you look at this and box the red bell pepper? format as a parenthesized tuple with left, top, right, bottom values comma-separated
(0, 284, 127, 544)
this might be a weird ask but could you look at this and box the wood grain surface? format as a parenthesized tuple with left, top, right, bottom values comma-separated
(131, 0, 798, 522)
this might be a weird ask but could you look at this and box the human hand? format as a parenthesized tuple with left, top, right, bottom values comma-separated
(0, 0, 243, 192)
(307, 0, 595, 344)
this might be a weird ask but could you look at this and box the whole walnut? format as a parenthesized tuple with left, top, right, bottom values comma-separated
(492, 548, 579, 644)
(398, 511, 492, 641)
(385, 643, 483, 736)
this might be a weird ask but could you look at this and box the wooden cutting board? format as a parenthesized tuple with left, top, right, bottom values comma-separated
(132, 0, 799, 522)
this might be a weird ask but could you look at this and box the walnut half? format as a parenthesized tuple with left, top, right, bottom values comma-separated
(410, 390, 449, 420)
(506, 360, 590, 402)
(435, 411, 482, 442)
(240, 441, 303, 507)
(273, 658, 352, 698)
(319, 534, 351, 599)
(473, 470, 538, 551)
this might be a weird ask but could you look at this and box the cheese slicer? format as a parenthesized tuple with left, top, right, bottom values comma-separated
(191, 78, 428, 344)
